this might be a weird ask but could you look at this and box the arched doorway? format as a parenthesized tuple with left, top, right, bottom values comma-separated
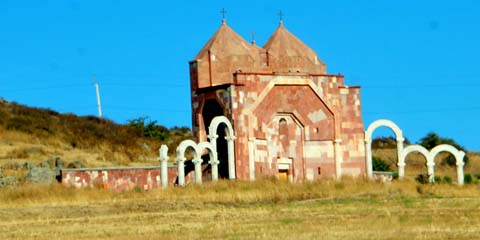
(269, 114, 304, 182)
(202, 99, 229, 179)
(208, 116, 236, 180)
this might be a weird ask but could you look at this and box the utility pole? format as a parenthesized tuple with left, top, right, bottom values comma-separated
(93, 75, 103, 119)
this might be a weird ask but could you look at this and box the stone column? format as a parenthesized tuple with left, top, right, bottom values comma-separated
(225, 135, 236, 180)
(209, 155, 219, 181)
(397, 162, 406, 180)
(334, 139, 343, 179)
(456, 163, 464, 186)
(207, 134, 219, 181)
(427, 160, 435, 183)
(396, 137, 405, 179)
(159, 145, 169, 188)
(177, 156, 186, 186)
(248, 138, 255, 181)
(192, 156, 203, 184)
(456, 152, 465, 186)
(365, 139, 373, 179)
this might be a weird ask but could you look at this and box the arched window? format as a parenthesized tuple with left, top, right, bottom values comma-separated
(279, 118, 289, 155)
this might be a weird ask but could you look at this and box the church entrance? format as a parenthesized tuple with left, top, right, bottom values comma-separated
(278, 169, 288, 182)
(270, 114, 304, 182)
(202, 99, 230, 179)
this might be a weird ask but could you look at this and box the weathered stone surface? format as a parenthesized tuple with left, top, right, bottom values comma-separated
(26, 167, 56, 184)
(0, 176, 19, 187)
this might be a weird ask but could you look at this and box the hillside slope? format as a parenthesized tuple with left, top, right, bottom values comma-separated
(0, 98, 191, 174)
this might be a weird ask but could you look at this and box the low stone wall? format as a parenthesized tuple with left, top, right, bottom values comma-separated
(61, 166, 178, 191)
(372, 171, 394, 183)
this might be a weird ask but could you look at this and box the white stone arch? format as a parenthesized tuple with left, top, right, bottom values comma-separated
(176, 140, 201, 186)
(402, 145, 432, 181)
(365, 119, 405, 179)
(430, 144, 465, 185)
(176, 140, 219, 186)
(198, 141, 219, 181)
(208, 116, 236, 180)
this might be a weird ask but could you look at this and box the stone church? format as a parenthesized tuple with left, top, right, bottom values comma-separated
(189, 19, 366, 182)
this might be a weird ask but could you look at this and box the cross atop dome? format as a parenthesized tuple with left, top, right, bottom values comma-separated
(220, 8, 227, 24)
(277, 10, 284, 26)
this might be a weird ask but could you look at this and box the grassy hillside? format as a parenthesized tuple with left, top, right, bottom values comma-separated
(0, 98, 191, 173)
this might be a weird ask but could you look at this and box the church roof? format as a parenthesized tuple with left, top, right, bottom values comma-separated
(194, 21, 257, 60)
(263, 21, 325, 73)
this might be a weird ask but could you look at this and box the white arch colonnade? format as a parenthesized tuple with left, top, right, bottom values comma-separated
(158, 116, 235, 187)
(365, 119, 465, 185)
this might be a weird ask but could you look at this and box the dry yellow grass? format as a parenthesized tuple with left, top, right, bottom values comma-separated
(0, 130, 160, 170)
(0, 179, 479, 239)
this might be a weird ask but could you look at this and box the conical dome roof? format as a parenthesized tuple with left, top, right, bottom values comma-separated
(195, 21, 258, 60)
(192, 21, 259, 88)
(263, 22, 326, 73)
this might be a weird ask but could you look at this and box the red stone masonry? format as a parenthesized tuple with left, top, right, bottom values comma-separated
(189, 20, 366, 181)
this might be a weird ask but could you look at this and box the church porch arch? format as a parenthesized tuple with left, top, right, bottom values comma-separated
(365, 119, 405, 179)
(401, 145, 432, 182)
(430, 144, 465, 185)
(208, 116, 236, 180)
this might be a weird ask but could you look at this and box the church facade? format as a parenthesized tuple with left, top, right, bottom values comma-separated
(189, 20, 366, 182)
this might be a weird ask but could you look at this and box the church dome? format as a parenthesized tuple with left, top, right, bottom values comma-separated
(263, 21, 326, 74)
(192, 21, 259, 88)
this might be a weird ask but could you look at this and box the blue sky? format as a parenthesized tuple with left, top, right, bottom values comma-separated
(1, 1, 479, 150)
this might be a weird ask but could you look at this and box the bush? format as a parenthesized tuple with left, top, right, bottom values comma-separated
(434, 176, 442, 183)
(372, 156, 391, 172)
(464, 173, 473, 184)
(443, 176, 453, 184)
(415, 173, 429, 184)
(474, 173, 480, 180)
(127, 117, 170, 141)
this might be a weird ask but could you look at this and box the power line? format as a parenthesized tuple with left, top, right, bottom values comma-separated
(361, 83, 480, 89)
(0, 83, 91, 92)
(364, 106, 480, 115)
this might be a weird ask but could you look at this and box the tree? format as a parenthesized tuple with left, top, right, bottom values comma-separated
(418, 132, 468, 166)
(127, 117, 170, 141)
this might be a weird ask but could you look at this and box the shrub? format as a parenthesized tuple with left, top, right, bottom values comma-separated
(372, 156, 391, 172)
(474, 173, 480, 180)
(127, 117, 170, 141)
(415, 173, 429, 184)
(464, 173, 473, 184)
(443, 176, 452, 184)
(434, 176, 442, 183)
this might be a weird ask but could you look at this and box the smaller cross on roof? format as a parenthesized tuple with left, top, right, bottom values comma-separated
(277, 10, 284, 24)
(221, 8, 227, 24)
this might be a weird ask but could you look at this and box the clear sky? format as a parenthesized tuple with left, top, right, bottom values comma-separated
(1, 1, 480, 150)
